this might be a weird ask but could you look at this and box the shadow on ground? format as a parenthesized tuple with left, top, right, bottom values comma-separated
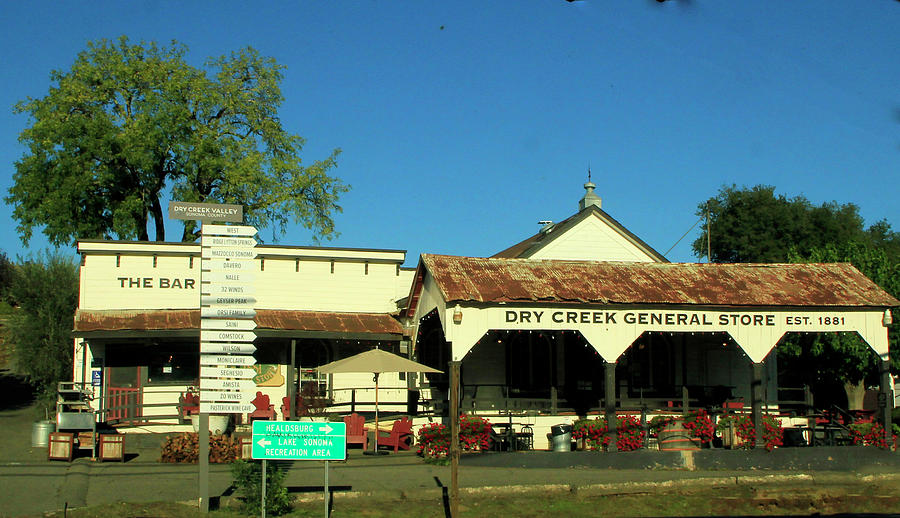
(0, 369, 35, 411)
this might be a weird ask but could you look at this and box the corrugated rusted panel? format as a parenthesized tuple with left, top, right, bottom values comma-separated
(74, 309, 199, 332)
(255, 310, 403, 335)
(421, 254, 900, 307)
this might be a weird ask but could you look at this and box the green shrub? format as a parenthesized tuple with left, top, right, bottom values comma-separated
(231, 459, 292, 516)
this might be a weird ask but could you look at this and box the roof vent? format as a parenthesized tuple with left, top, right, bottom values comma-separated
(538, 220, 555, 233)
(579, 169, 602, 211)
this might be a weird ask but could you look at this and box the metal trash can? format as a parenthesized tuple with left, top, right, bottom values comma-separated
(31, 420, 55, 448)
(550, 424, 572, 452)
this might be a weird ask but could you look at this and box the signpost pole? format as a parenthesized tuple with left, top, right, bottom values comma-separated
(324, 461, 329, 518)
(261, 458, 267, 518)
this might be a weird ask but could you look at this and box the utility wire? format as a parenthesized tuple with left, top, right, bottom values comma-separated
(663, 216, 704, 257)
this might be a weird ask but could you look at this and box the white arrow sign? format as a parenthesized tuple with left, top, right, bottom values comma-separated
(319, 423, 333, 434)
(201, 319, 257, 331)
(200, 402, 255, 414)
(202, 259, 256, 272)
(202, 248, 257, 260)
(202, 224, 258, 237)
(257, 438, 272, 449)
(202, 236, 258, 248)
(203, 271, 256, 284)
(201, 366, 256, 379)
(200, 378, 256, 391)
(200, 390, 253, 403)
(202, 284, 255, 296)
(200, 330, 257, 342)
(200, 354, 257, 366)
(201, 307, 257, 319)
(200, 342, 258, 354)
(201, 295, 256, 307)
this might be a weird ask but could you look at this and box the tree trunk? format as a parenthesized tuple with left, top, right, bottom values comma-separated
(843, 380, 866, 411)
(150, 195, 165, 242)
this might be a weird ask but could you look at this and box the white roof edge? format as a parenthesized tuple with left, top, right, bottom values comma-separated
(76, 240, 406, 262)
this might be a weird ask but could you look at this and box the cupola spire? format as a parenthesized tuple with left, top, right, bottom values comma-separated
(579, 167, 601, 210)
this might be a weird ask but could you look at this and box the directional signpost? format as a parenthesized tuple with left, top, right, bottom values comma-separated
(252, 421, 347, 517)
(169, 202, 258, 514)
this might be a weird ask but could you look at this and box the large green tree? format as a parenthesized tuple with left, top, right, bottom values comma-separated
(692, 185, 867, 263)
(4, 253, 79, 414)
(694, 185, 899, 409)
(8, 36, 347, 246)
(782, 241, 899, 409)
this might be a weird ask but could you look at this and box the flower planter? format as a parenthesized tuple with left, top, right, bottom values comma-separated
(191, 414, 230, 435)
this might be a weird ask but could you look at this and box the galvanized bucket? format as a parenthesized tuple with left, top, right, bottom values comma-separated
(31, 420, 55, 448)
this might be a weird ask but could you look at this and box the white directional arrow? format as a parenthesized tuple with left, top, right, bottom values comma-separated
(201, 307, 257, 319)
(202, 248, 257, 260)
(202, 284, 255, 296)
(202, 259, 256, 272)
(200, 342, 257, 354)
(257, 438, 272, 449)
(202, 224, 258, 237)
(201, 319, 257, 331)
(201, 366, 256, 379)
(203, 271, 256, 284)
(200, 330, 256, 342)
(201, 295, 256, 307)
(319, 424, 333, 434)
(202, 236, 258, 248)
(200, 402, 254, 414)
(200, 390, 253, 403)
(200, 378, 256, 391)
(200, 354, 257, 366)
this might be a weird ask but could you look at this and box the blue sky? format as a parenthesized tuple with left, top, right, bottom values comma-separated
(1, 1, 898, 266)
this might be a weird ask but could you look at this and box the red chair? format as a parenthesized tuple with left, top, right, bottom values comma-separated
(281, 396, 294, 420)
(376, 416, 413, 453)
(249, 392, 276, 422)
(178, 392, 200, 423)
(343, 413, 368, 450)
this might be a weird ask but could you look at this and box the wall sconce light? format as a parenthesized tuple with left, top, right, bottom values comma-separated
(453, 305, 463, 324)
(884, 309, 894, 327)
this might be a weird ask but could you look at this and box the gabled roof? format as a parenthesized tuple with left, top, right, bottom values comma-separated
(410, 254, 899, 308)
(491, 205, 668, 262)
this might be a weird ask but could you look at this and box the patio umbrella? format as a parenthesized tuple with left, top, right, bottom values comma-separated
(317, 348, 442, 450)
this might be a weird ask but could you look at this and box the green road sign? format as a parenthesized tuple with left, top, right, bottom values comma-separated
(251, 421, 347, 460)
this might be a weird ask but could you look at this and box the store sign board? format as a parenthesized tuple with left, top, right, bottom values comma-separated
(170, 201, 243, 223)
(252, 421, 346, 461)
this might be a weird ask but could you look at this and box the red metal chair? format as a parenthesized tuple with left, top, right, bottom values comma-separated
(376, 416, 413, 452)
(178, 392, 200, 424)
(248, 392, 276, 422)
(343, 413, 368, 450)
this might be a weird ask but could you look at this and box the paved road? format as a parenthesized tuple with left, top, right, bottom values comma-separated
(3, 449, 900, 517)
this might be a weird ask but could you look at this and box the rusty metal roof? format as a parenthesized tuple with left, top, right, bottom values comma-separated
(417, 254, 900, 308)
(74, 309, 199, 332)
(255, 310, 403, 335)
(74, 309, 403, 336)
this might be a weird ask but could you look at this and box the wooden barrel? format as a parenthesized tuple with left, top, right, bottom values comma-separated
(658, 419, 700, 451)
